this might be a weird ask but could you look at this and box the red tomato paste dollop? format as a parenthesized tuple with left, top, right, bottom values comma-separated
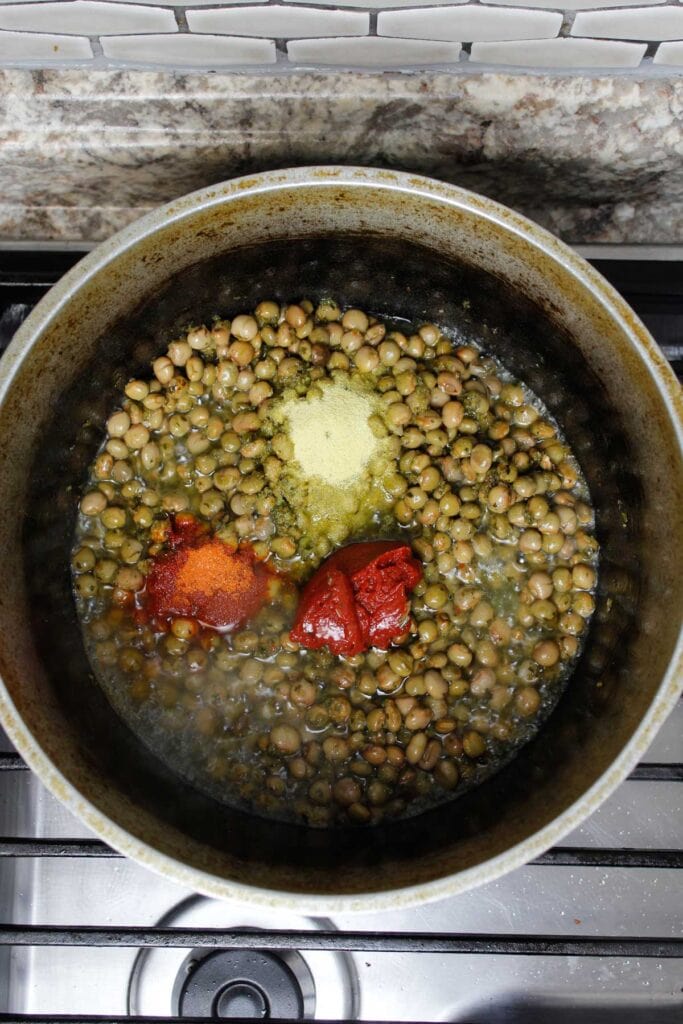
(290, 541, 422, 656)
(143, 514, 270, 631)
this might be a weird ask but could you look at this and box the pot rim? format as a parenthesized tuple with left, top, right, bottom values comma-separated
(1, 165, 682, 914)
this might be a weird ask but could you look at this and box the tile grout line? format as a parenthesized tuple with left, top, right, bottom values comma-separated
(174, 6, 190, 33)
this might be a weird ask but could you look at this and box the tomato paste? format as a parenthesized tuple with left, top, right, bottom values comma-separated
(291, 540, 422, 656)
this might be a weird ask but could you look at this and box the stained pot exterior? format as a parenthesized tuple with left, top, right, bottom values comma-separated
(0, 167, 680, 913)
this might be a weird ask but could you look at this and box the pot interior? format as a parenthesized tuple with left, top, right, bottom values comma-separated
(15, 228, 676, 898)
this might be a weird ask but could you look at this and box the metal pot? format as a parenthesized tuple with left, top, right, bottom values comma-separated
(0, 168, 681, 913)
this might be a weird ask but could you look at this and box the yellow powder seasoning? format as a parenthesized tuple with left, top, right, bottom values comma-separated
(286, 382, 378, 486)
(270, 376, 394, 543)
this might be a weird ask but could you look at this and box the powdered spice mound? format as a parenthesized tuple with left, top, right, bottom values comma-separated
(144, 516, 269, 631)
(284, 381, 379, 487)
(268, 377, 394, 548)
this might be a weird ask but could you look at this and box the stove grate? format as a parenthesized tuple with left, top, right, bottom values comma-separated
(0, 251, 681, 1024)
(0, 922, 682, 958)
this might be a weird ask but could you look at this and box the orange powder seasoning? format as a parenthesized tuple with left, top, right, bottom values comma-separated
(144, 522, 270, 631)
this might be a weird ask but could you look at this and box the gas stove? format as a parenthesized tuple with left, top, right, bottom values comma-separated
(0, 248, 681, 1024)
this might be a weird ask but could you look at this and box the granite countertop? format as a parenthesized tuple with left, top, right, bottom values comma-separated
(0, 68, 681, 245)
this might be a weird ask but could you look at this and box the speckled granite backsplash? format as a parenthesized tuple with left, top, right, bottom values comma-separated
(1, 69, 682, 245)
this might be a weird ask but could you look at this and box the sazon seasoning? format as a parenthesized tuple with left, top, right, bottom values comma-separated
(143, 514, 271, 631)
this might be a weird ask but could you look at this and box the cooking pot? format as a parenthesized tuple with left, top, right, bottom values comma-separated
(0, 167, 681, 913)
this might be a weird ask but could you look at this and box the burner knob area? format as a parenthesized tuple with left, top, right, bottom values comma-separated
(178, 949, 305, 1020)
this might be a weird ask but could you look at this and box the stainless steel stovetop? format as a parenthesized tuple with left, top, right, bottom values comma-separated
(0, 247, 681, 1024)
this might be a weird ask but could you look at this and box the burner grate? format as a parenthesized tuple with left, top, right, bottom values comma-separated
(0, 921, 682, 958)
(0, 251, 681, 1024)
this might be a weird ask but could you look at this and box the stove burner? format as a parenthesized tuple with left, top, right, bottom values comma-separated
(128, 896, 359, 1020)
(177, 949, 304, 1019)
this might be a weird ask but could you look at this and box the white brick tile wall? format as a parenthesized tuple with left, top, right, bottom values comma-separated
(483, 0, 665, 8)
(378, 6, 562, 43)
(187, 5, 368, 38)
(0, 28, 93, 58)
(286, 0, 467, 7)
(99, 1, 270, 5)
(654, 39, 683, 62)
(471, 37, 648, 66)
(0, 1, 176, 36)
(572, 6, 683, 40)
(103, 31, 275, 64)
(0, 0, 262, 3)
(0, 0, 678, 71)
(288, 35, 462, 64)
